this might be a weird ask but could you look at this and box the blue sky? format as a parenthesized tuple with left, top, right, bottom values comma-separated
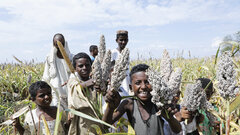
(0, 0, 240, 63)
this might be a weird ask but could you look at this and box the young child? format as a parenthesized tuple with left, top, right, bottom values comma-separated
(111, 30, 131, 96)
(103, 64, 182, 134)
(180, 78, 213, 135)
(13, 81, 67, 135)
(67, 52, 101, 135)
(42, 33, 73, 110)
(197, 78, 220, 135)
(89, 45, 98, 62)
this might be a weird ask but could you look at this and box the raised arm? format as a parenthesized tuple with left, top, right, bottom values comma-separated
(161, 107, 182, 133)
(102, 90, 127, 125)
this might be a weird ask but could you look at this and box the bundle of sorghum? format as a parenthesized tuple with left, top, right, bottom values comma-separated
(160, 50, 172, 83)
(98, 35, 106, 63)
(160, 50, 182, 96)
(181, 81, 213, 111)
(110, 48, 130, 91)
(146, 68, 172, 109)
(101, 50, 112, 82)
(216, 51, 239, 100)
(92, 56, 102, 87)
(146, 50, 182, 111)
(91, 35, 112, 93)
(181, 81, 203, 111)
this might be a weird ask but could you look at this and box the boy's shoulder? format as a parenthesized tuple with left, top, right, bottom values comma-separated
(120, 98, 134, 111)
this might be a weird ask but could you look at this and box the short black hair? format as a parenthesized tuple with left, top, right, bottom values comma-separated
(116, 33, 128, 40)
(89, 45, 98, 52)
(130, 64, 149, 80)
(29, 81, 51, 99)
(197, 78, 213, 91)
(72, 52, 92, 69)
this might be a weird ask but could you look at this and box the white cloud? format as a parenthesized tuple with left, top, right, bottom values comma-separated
(211, 37, 223, 48)
(0, 0, 239, 63)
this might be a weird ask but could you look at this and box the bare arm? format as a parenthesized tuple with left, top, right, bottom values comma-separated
(13, 118, 24, 135)
(161, 107, 182, 133)
(102, 90, 129, 125)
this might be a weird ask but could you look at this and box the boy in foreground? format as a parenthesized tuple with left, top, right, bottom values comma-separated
(67, 52, 101, 135)
(103, 64, 182, 134)
(14, 81, 67, 135)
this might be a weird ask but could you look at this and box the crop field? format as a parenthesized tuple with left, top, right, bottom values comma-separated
(0, 54, 240, 134)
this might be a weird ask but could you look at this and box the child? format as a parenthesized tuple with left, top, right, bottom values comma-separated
(103, 64, 182, 134)
(197, 78, 220, 135)
(42, 33, 73, 110)
(180, 78, 213, 135)
(89, 45, 98, 62)
(13, 81, 67, 135)
(67, 52, 101, 135)
(111, 30, 131, 95)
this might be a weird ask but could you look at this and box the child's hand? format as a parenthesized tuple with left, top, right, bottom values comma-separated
(12, 117, 21, 128)
(81, 79, 94, 88)
(105, 90, 121, 110)
(12, 117, 24, 135)
(174, 111, 182, 122)
(161, 104, 178, 120)
(180, 107, 192, 119)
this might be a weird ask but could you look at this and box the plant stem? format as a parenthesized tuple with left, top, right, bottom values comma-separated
(226, 100, 230, 135)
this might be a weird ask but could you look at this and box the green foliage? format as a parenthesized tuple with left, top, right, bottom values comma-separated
(1, 53, 240, 134)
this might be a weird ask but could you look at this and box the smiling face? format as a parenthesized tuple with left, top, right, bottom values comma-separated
(131, 71, 152, 102)
(34, 88, 52, 107)
(75, 58, 91, 80)
(116, 35, 128, 51)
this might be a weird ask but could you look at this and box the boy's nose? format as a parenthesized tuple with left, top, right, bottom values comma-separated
(44, 95, 50, 99)
(140, 83, 147, 89)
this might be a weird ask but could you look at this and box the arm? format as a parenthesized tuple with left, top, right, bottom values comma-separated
(13, 118, 24, 135)
(102, 90, 127, 125)
(161, 108, 182, 133)
(67, 78, 93, 110)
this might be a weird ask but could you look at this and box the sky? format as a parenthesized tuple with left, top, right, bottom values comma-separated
(0, 0, 240, 63)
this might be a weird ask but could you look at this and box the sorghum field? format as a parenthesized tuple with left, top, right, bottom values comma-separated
(1, 53, 240, 134)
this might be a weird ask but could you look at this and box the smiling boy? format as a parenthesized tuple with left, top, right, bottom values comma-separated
(67, 52, 102, 135)
(14, 81, 66, 135)
(103, 64, 182, 134)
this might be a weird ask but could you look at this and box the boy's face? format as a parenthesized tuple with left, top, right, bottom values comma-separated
(75, 58, 91, 79)
(131, 71, 152, 102)
(93, 48, 98, 56)
(205, 88, 213, 101)
(116, 35, 128, 51)
(34, 88, 52, 107)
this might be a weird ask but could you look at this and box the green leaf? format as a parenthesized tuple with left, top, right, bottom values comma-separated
(214, 45, 220, 68)
(229, 94, 240, 113)
(53, 111, 62, 135)
(66, 109, 116, 129)
(91, 124, 102, 135)
(41, 115, 51, 135)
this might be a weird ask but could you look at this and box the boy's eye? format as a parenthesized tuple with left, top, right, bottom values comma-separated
(144, 80, 149, 85)
(39, 94, 45, 97)
(135, 81, 141, 85)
